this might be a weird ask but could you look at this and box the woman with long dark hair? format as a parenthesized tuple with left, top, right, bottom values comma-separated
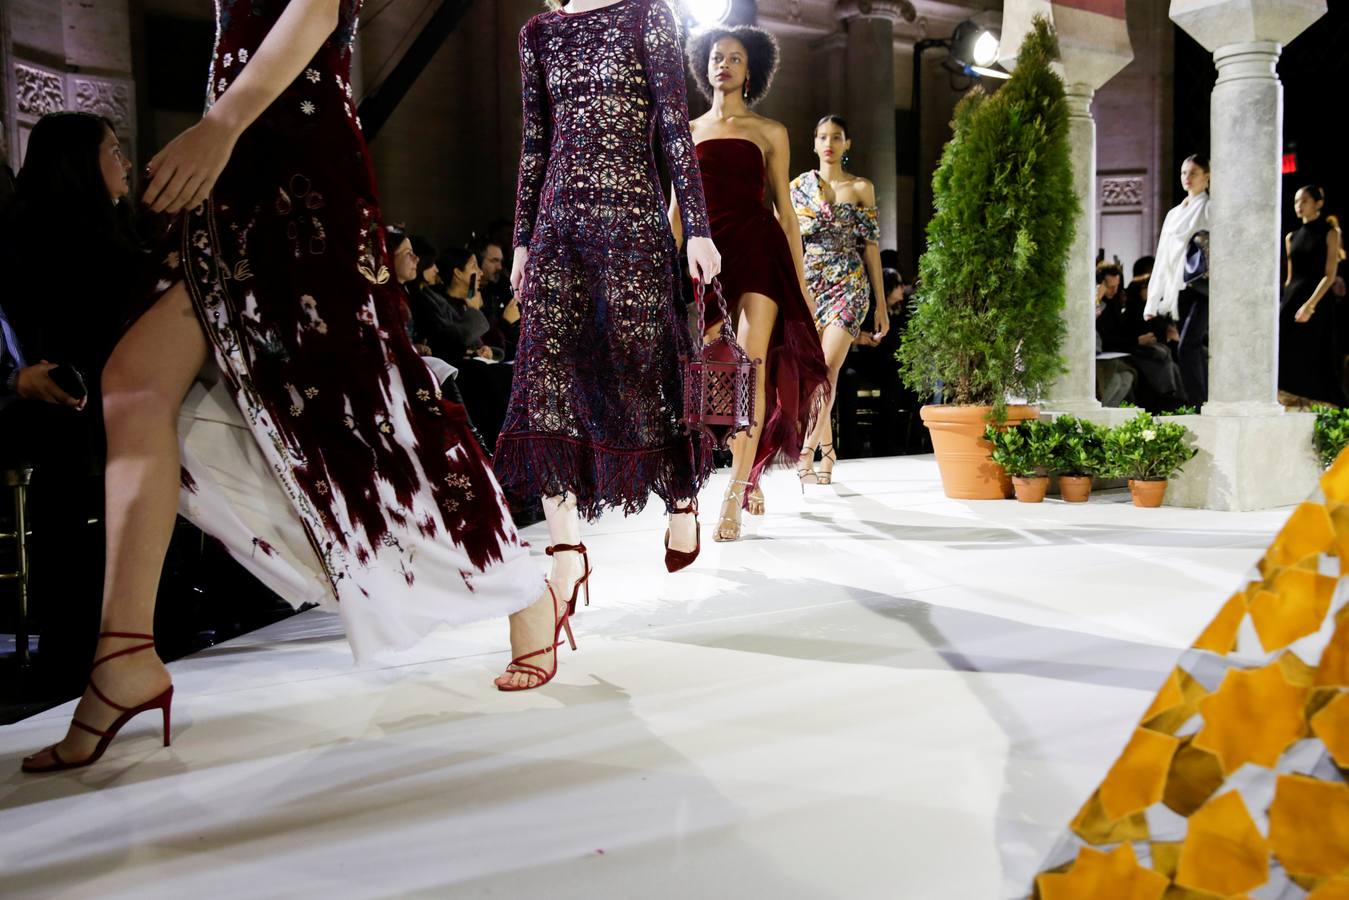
(0, 111, 141, 689)
(791, 115, 887, 485)
(22, 0, 555, 774)
(1279, 184, 1345, 408)
(497, 0, 721, 685)
(678, 25, 828, 541)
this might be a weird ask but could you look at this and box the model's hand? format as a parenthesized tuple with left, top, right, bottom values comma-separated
(871, 304, 890, 341)
(800, 281, 818, 320)
(1295, 300, 1316, 324)
(510, 247, 529, 294)
(1138, 333, 1157, 346)
(686, 236, 721, 284)
(143, 115, 239, 214)
(16, 362, 84, 409)
(1166, 324, 1181, 343)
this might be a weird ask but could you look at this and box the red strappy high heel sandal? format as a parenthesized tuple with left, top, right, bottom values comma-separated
(21, 631, 173, 773)
(663, 500, 700, 573)
(497, 583, 577, 692)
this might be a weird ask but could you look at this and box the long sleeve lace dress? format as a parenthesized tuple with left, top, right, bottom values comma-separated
(495, 0, 714, 520)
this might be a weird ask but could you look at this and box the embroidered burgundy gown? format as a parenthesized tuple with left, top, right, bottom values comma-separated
(146, 0, 541, 661)
(695, 138, 828, 493)
(496, 0, 714, 520)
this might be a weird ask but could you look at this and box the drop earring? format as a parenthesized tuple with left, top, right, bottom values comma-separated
(743, 78, 750, 101)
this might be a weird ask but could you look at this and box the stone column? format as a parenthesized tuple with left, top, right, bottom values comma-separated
(999, 0, 1133, 418)
(1157, 0, 1326, 510)
(1182, 39, 1287, 417)
(836, 1, 913, 250)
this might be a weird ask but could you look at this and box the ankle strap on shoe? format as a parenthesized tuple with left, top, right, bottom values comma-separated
(545, 543, 587, 556)
(100, 631, 155, 640)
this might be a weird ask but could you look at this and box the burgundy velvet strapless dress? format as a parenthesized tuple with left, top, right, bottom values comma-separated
(695, 138, 829, 493)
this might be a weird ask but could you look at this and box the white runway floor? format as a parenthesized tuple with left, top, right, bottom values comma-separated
(0, 456, 1292, 899)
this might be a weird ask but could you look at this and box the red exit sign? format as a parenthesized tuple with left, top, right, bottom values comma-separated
(1282, 152, 1298, 174)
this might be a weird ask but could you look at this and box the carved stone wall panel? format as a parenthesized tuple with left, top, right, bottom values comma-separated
(1101, 175, 1144, 208)
(15, 62, 65, 117)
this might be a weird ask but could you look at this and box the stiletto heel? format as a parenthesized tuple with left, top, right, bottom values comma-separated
(498, 583, 576, 692)
(798, 446, 817, 489)
(816, 442, 837, 485)
(715, 479, 750, 543)
(664, 500, 700, 572)
(22, 631, 173, 773)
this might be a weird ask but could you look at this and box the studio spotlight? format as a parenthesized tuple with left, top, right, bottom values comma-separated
(949, 19, 1000, 71)
(686, 0, 732, 26)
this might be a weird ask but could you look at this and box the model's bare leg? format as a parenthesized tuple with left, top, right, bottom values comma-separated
(716, 293, 776, 541)
(496, 492, 584, 690)
(23, 283, 207, 769)
(801, 324, 853, 484)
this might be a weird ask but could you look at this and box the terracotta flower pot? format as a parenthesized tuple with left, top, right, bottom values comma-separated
(920, 404, 1040, 500)
(1058, 475, 1093, 503)
(1129, 479, 1168, 508)
(1012, 475, 1049, 503)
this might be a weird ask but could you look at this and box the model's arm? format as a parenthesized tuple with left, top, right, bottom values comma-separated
(857, 180, 887, 339)
(641, 0, 719, 283)
(144, 0, 341, 214)
(1285, 234, 1294, 287)
(764, 123, 815, 318)
(510, 18, 551, 294)
(1295, 227, 1343, 324)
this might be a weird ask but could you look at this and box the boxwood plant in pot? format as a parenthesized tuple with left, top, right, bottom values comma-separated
(897, 16, 1076, 500)
(1104, 411, 1198, 507)
(984, 418, 1062, 502)
(1051, 416, 1107, 502)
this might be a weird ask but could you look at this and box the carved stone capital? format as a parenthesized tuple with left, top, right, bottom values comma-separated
(1101, 176, 1144, 208)
(1170, 0, 1324, 51)
(999, 0, 1133, 91)
(68, 76, 133, 133)
(835, 0, 917, 25)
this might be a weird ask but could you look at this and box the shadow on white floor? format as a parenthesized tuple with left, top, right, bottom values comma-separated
(0, 456, 1290, 899)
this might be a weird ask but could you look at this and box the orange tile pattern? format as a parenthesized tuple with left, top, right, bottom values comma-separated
(1032, 455, 1349, 897)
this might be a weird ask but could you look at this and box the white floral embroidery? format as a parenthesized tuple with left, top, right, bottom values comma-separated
(223, 52, 233, 67)
(300, 100, 316, 116)
(217, 77, 227, 94)
(305, 68, 320, 83)
(238, 48, 249, 63)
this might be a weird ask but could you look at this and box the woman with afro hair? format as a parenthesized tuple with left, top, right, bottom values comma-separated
(674, 25, 829, 542)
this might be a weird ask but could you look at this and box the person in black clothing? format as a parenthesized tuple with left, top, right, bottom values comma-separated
(837, 268, 923, 455)
(1096, 259, 1185, 409)
(0, 112, 145, 688)
(472, 237, 520, 361)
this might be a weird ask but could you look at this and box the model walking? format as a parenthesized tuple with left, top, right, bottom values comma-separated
(22, 0, 559, 773)
(496, 0, 721, 657)
(1279, 185, 1345, 408)
(676, 26, 828, 541)
(791, 116, 887, 485)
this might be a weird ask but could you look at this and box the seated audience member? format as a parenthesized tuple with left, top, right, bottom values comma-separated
(472, 236, 520, 360)
(838, 268, 924, 455)
(1096, 259, 1184, 409)
(0, 111, 145, 687)
(434, 246, 514, 449)
(383, 224, 433, 355)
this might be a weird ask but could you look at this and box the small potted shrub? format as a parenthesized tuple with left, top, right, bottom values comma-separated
(1051, 416, 1107, 502)
(1313, 406, 1349, 469)
(1104, 411, 1198, 507)
(985, 419, 1061, 502)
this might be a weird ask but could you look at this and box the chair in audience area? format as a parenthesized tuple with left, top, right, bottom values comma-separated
(0, 465, 33, 667)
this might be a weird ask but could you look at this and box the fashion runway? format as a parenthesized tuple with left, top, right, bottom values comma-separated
(0, 456, 1288, 899)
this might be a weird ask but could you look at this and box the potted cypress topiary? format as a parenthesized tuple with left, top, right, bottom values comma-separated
(897, 16, 1077, 500)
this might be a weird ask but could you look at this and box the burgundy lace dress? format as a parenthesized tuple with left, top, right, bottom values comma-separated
(496, 0, 714, 520)
(147, 0, 541, 661)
